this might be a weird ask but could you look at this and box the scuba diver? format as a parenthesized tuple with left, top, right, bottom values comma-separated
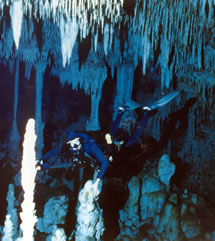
(110, 91, 180, 150)
(38, 131, 111, 189)
(103, 90, 182, 182)
(38, 91, 180, 185)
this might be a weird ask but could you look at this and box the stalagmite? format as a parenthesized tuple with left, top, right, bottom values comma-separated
(2, 215, 13, 241)
(19, 119, 38, 241)
(75, 180, 104, 241)
(51, 228, 67, 241)
(2, 184, 18, 241)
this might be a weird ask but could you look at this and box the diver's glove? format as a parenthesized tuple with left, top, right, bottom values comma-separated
(118, 106, 125, 113)
(142, 106, 152, 111)
(142, 106, 158, 117)
(36, 159, 50, 171)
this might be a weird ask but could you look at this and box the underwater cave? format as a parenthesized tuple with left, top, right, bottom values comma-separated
(0, 0, 215, 240)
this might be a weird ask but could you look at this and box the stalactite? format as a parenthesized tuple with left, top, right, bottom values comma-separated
(86, 68, 107, 131)
(35, 63, 46, 159)
(0, 2, 4, 19)
(160, 37, 170, 89)
(0, 0, 214, 116)
(113, 64, 135, 119)
(94, 27, 98, 52)
(103, 22, 109, 56)
(9, 59, 20, 162)
(60, 16, 78, 67)
(8, 59, 14, 75)
(24, 62, 33, 80)
(17, 17, 40, 64)
(142, 33, 150, 75)
(9, 0, 23, 49)
(198, 33, 203, 70)
(13, 60, 19, 121)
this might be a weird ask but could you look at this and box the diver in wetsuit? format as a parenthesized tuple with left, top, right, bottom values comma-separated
(111, 91, 180, 150)
(38, 131, 110, 184)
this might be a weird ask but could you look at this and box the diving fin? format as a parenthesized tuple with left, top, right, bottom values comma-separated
(148, 91, 180, 110)
(120, 91, 180, 112)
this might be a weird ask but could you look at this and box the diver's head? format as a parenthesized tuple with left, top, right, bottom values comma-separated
(67, 137, 82, 151)
(113, 128, 129, 150)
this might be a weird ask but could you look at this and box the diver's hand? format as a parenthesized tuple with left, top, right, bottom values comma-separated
(36, 160, 43, 171)
(36, 159, 50, 171)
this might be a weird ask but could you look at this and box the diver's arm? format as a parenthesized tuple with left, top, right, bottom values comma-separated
(42, 147, 62, 161)
(97, 158, 110, 179)
(110, 108, 125, 136)
(125, 111, 149, 147)
(37, 147, 62, 170)
(86, 142, 110, 179)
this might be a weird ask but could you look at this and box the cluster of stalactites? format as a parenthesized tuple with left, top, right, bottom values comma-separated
(1, 0, 214, 51)
(1, 0, 214, 90)
(1, 0, 124, 68)
(1, 0, 124, 40)
(128, 0, 215, 89)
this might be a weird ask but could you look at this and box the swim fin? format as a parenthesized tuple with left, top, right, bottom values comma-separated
(148, 91, 180, 110)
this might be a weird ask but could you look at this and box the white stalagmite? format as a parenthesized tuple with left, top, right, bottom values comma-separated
(75, 180, 104, 241)
(10, 0, 23, 49)
(2, 215, 13, 241)
(51, 228, 67, 241)
(60, 16, 78, 67)
(19, 119, 37, 241)
(2, 184, 18, 241)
